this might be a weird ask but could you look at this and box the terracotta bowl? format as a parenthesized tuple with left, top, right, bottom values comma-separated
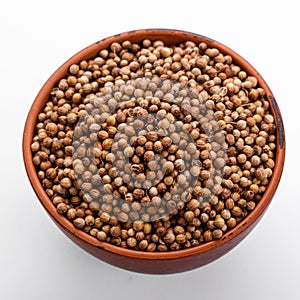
(23, 29, 286, 274)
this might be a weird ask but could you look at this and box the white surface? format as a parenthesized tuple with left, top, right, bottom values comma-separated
(0, 1, 298, 299)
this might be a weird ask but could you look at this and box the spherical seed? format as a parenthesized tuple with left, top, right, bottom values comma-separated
(66, 208, 76, 220)
(237, 120, 247, 130)
(147, 243, 157, 252)
(246, 201, 256, 211)
(214, 217, 225, 228)
(163, 161, 174, 174)
(139, 240, 148, 250)
(110, 226, 121, 237)
(184, 211, 194, 222)
(214, 158, 225, 169)
(256, 168, 267, 180)
(199, 213, 208, 223)
(231, 206, 242, 217)
(144, 150, 155, 162)
(190, 165, 200, 176)
(264, 114, 274, 124)
(153, 141, 163, 153)
(133, 189, 144, 200)
(176, 234, 187, 244)
(164, 231, 176, 244)
(143, 223, 152, 234)
(227, 217, 237, 229)
(220, 209, 231, 220)
(85, 215, 95, 226)
(60, 177, 72, 189)
(162, 137, 172, 147)
(161, 47, 172, 57)
(265, 158, 275, 169)
(203, 230, 213, 242)
(97, 231, 107, 241)
(237, 153, 247, 164)
(57, 202, 68, 214)
(31, 141, 40, 152)
(100, 212, 110, 223)
(187, 199, 200, 211)
(73, 218, 85, 229)
(213, 229, 223, 239)
(124, 146, 134, 158)
(133, 220, 144, 231)
(45, 123, 58, 136)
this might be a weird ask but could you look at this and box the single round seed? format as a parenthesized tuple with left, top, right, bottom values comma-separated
(73, 218, 85, 229)
(213, 229, 223, 239)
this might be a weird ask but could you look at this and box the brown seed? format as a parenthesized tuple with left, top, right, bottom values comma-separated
(147, 243, 157, 252)
(73, 218, 85, 229)
(144, 150, 155, 161)
(153, 141, 163, 153)
(213, 229, 223, 239)
(184, 211, 194, 222)
(64, 207, 76, 220)
(106, 116, 116, 126)
(187, 199, 200, 211)
(219, 201, 230, 214)
(237, 120, 247, 130)
(72, 93, 82, 103)
(164, 231, 176, 244)
(133, 220, 144, 231)
(60, 177, 72, 189)
(143, 223, 152, 234)
(200, 213, 209, 223)
(133, 189, 144, 200)
(31, 141, 40, 152)
(214, 158, 225, 169)
(162, 137, 172, 147)
(116, 111, 126, 123)
(124, 146, 134, 158)
(214, 217, 225, 228)
(203, 230, 213, 242)
(110, 226, 121, 237)
(97, 231, 107, 241)
(161, 47, 172, 57)
(231, 206, 242, 217)
(102, 139, 113, 150)
(227, 217, 237, 229)
(69, 64, 79, 74)
(100, 212, 110, 223)
(256, 168, 267, 180)
(45, 123, 58, 136)
(190, 165, 200, 176)
(139, 240, 148, 250)
(98, 130, 109, 140)
(176, 234, 187, 244)
(46, 168, 57, 179)
(146, 131, 158, 141)
(246, 201, 256, 211)
(85, 215, 95, 226)
(57, 202, 68, 214)
(163, 161, 174, 174)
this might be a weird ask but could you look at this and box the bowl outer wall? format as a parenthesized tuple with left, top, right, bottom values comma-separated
(22, 29, 286, 274)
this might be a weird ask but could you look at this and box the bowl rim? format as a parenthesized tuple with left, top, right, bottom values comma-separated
(22, 28, 286, 261)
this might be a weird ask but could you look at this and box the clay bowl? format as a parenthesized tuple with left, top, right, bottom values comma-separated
(23, 29, 286, 274)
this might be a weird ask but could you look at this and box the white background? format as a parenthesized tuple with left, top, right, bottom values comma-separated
(0, 1, 298, 299)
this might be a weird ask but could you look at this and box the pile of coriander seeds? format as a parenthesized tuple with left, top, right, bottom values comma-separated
(31, 38, 276, 251)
